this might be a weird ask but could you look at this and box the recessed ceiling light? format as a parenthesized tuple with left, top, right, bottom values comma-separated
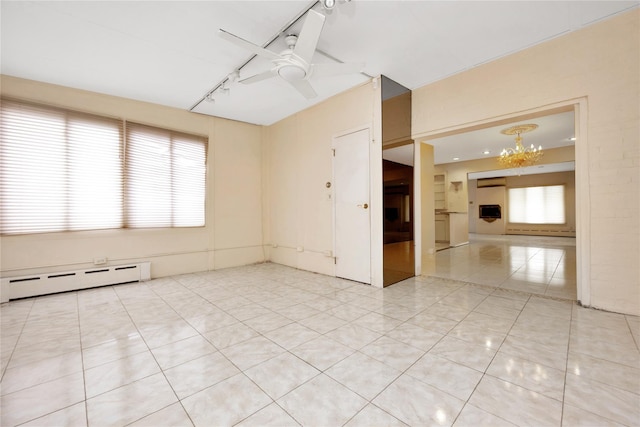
(483, 150, 490, 155)
(453, 157, 460, 161)
(569, 137, 576, 141)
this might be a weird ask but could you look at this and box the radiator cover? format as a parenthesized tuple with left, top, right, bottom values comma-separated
(0, 262, 151, 302)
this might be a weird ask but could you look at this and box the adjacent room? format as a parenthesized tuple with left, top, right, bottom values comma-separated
(1, 1, 638, 426)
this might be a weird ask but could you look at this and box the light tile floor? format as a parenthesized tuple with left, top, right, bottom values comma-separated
(431, 234, 577, 300)
(1, 262, 639, 426)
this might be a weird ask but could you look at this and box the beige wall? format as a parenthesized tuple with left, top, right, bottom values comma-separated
(263, 80, 383, 284)
(435, 146, 575, 214)
(413, 10, 639, 315)
(418, 143, 435, 271)
(0, 75, 265, 278)
(434, 147, 576, 236)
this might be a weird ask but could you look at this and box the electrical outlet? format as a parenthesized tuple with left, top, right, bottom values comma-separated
(93, 257, 108, 265)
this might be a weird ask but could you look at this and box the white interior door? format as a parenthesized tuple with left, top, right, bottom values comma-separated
(334, 128, 371, 284)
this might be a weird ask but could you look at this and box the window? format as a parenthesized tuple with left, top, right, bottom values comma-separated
(126, 123, 206, 228)
(1, 100, 123, 234)
(0, 100, 207, 234)
(508, 185, 565, 224)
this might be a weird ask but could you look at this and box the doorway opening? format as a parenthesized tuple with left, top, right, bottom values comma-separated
(415, 100, 587, 304)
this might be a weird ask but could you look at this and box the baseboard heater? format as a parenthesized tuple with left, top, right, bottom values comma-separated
(0, 262, 151, 303)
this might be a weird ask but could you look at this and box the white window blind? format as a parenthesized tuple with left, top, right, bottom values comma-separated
(125, 123, 206, 228)
(508, 185, 565, 224)
(1, 100, 123, 234)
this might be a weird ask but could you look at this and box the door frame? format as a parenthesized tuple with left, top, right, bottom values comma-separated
(413, 97, 589, 305)
(332, 124, 384, 288)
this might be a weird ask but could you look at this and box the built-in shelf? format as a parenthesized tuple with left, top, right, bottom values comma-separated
(451, 180, 463, 192)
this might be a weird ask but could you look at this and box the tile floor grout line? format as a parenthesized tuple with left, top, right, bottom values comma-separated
(151, 275, 334, 426)
(76, 290, 91, 427)
(625, 315, 640, 353)
(3, 259, 637, 427)
(111, 282, 198, 427)
(0, 297, 34, 383)
(331, 285, 469, 425)
(144, 276, 278, 427)
(559, 299, 576, 427)
(450, 290, 533, 426)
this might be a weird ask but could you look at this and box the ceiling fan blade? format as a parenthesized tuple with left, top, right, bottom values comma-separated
(292, 10, 325, 65)
(218, 29, 281, 61)
(312, 62, 365, 78)
(239, 69, 277, 84)
(288, 79, 317, 99)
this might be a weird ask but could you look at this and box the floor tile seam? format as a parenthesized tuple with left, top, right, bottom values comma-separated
(566, 347, 640, 374)
(399, 356, 479, 404)
(497, 336, 570, 372)
(350, 324, 451, 408)
(451, 401, 514, 427)
(0, 299, 35, 383)
(485, 369, 567, 404)
(625, 316, 640, 353)
(234, 394, 291, 427)
(568, 331, 640, 352)
(0, 320, 84, 388)
(71, 292, 92, 427)
(11, 400, 86, 427)
(121, 401, 191, 427)
(559, 299, 575, 426)
(0, 367, 85, 401)
(459, 291, 564, 426)
(560, 401, 631, 427)
(326, 352, 420, 416)
(341, 402, 405, 427)
(108, 285, 195, 417)
(563, 364, 640, 399)
(151, 342, 219, 372)
(563, 305, 639, 425)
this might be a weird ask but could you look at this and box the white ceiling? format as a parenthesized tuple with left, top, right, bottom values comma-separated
(2, 1, 637, 131)
(383, 110, 576, 166)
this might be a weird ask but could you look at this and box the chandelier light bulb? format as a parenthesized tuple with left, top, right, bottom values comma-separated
(497, 124, 543, 168)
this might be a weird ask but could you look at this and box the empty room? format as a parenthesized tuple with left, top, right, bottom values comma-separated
(1, 1, 639, 426)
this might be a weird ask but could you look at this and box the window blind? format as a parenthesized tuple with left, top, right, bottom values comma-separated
(125, 123, 206, 228)
(1, 100, 123, 234)
(508, 185, 565, 224)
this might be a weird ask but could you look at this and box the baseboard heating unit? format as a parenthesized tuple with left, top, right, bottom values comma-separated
(0, 262, 151, 303)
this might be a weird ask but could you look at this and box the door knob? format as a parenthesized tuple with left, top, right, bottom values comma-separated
(357, 203, 369, 209)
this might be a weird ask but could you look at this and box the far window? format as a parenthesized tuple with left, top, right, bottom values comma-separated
(125, 123, 206, 228)
(508, 185, 565, 224)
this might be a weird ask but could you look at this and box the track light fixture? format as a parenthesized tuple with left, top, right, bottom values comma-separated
(227, 70, 240, 83)
(321, 0, 336, 10)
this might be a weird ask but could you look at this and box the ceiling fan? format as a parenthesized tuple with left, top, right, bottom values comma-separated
(218, 9, 363, 99)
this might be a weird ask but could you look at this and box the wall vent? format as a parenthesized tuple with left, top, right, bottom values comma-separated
(1, 262, 151, 302)
(477, 177, 506, 188)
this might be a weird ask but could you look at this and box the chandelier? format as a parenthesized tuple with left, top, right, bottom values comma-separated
(498, 124, 543, 168)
